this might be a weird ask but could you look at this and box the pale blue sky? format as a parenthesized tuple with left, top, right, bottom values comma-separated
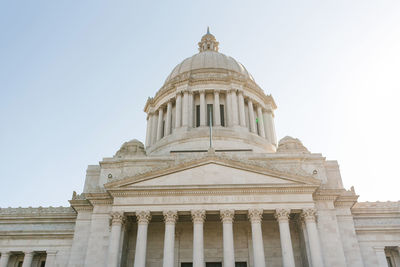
(1, 1, 399, 207)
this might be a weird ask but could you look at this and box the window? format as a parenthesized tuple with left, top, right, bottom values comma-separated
(387, 257, 393, 267)
(207, 104, 214, 126)
(256, 118, 260, 135)
(220, 105, 225, 127)
(17, 262, 23, 267)
(196, 105, 200, 127)
(181, 263, 192, 267)
(162, 120, 165, 138)
(206, 263, 221, 267)
(235, 262, 247, 267)
(40, 261, 46, 267)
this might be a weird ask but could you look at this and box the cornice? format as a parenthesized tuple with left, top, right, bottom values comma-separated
(85, 193, 113, 205)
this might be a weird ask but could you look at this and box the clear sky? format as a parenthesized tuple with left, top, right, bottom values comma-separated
(1, 1, 399, 207)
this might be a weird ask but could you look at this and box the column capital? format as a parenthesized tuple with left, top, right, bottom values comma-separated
(198, 89, 206, 94)
(248, 209, 263, 223)
(163, 210, 178, 224)
(275, 208, 291, 222)
(228, 88, 237, 94)
(373, 246, 386, 252)
(220, 209, 235, 223)
(213, 89, 220, 95)
(136, 211, 152, 224)
(110, 211, 125, 225)
(191, 209, 206, 223)
(0, 251, 10, 256)
(301, 208, 317, 222)
(24, 251, 34, 256)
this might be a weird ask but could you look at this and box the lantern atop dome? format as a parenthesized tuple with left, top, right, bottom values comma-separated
(198, 27, 219, 52)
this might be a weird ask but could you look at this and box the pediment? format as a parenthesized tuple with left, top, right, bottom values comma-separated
(105, 156, 321, 190)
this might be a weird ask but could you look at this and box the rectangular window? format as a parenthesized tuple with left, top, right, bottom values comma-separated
(207, 104, 214, 126)
(18, 262, 23, 267)
(235, 262, 247, 267)
(181, 263, 193, 267)
(206, 263, 222, 267)
(162, 120, 165, 138)
(220, 104, 225, 127)
(40, 261, 46, 267)
(196, 105, 200, 127)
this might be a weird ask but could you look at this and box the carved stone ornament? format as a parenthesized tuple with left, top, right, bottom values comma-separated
(220, 209, 235, 223)
(191, 209, 206, 223)
(248, 209, 263, 223)
(110, 212, 125, 225)
(274, 208, 291, 222)
(136, 211, 152, 224)
(163, 210, 178, 224)
(301, 208, 317, 222)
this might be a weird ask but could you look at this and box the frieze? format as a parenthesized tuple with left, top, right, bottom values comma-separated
(0, 206, 75, 215)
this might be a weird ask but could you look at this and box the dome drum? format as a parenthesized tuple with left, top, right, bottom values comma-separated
(144, 31, 277, 155)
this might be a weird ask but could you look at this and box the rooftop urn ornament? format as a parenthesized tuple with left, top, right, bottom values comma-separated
(198, 27, 219, 52)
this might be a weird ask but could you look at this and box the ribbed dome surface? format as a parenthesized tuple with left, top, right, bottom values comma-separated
(164, 51, 254, 84)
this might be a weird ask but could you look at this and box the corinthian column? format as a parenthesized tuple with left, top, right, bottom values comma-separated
(22, 251, 34, 267)
(238, 91, 246, 127)
(175, 92, 182, 128)
(213, 91, 221, 126)
(191, 210, 206, 267)
(199, 90, 206, 127)
(107, 212, 125, 267)
(275, 209, 295, 267)
(256, 106, 266, 138)
(162, 210, 178, 267)
(248, 100, 256, 133)
(134, 211, 152, 267)
(248, 209, 266, 267)
(301, 209, 324, 267)
(182, 90, 189, 127)
(157, 108, 164, 141)
(220, 209, 235, 267)
(0, 252, 10, 267)
(230, 90, 239, 126)
(165, 101, 172, 136)
(188, 91, 194, 127)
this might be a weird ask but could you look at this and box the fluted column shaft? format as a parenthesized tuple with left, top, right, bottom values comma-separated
(230, 90, 239, 126)
(256, 106, 266, 138)
(213, 91, 221, 126)
(262, 112, 270, 143)
(238, 91, 246, 127)
(0, 252, 10, 267)
(220, 210, 235, 267)
(175, 93, 182, 128)
(226, 92, 232, 127)
(151, 113, 158, 145)
(302, 209, 324, 267)
(145, 115, 151, 147)
(248, 100, 256, 133)
(264, 109, 277, 145)
(107, 212, 124, 267)
(134, 211, 152, 267)
(192, 210, 206, 267)
(188, 92, 194, 127)
(163, 211, 178, 267)
(165, 102, 172, 135)
(248, 209, 266, 267)
(157, 108, 164, 141)
(44, 251, 57, 267)
(275, 209, 295, 267)
(182, 91, 189, 127)
(199, 91, 206, 127)
(22, 251, 34, 267)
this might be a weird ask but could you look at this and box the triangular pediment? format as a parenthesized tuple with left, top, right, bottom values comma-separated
(105, 156, 321, 190)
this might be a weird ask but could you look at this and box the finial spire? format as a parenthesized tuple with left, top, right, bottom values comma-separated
(198, 28, 219, 52)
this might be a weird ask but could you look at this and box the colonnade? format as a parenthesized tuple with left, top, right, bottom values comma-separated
(0, 250, 57, 267)
(145, 89, 277, 147)
(106, 208, 324, 267)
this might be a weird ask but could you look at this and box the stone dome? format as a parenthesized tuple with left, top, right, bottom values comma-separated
(164, 51, 255, 84)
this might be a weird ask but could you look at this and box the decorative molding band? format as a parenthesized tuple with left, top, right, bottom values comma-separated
(0, 207, 75, 215)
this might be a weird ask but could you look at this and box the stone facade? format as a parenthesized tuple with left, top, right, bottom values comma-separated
(1, 30, 399, 267)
